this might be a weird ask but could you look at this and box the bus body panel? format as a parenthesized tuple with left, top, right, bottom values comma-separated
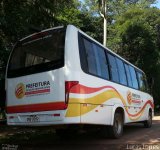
(80, 104, 113, 125)
(66, 71, 153, 124)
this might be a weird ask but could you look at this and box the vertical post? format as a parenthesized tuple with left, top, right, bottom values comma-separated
(103, 0, 107, 47)
(98, 0, 107, 47)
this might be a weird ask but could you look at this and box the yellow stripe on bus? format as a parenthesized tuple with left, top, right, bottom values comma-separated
(65, 89, 148, 121)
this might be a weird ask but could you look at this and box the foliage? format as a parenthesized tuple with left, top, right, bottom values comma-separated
(81, 0, 160, 105)
(0, 0, 80, 78)
(0, 0, 160, 106)
(108, 7, 160, 104)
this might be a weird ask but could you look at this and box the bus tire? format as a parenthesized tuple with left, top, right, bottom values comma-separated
(144, 110, 152, 128)
(101, 112, 123, 139)
(108, 113, 123, 139)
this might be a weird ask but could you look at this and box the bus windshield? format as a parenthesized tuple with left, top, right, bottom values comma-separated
(8, 28, 66, 77)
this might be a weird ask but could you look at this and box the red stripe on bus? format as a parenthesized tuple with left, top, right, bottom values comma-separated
(126, 100, 154, 117)
(70, 84, 115, 94)
(132, 99, 141, 103)
(7, 102, 66, 113)
(25, 89, 50, 95)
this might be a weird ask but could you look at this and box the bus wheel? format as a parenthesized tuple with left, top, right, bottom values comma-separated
(101, 113, 123, 139)
(108, 113, 123, 139)
(144, 111, 152, 128)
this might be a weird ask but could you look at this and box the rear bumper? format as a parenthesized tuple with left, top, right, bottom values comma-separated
(7, 109, 80, 126)
(7, 103, 113, 126)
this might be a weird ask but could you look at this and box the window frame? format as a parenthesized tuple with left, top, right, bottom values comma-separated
(107, 53, 120, 83)
(78, 33, 110, 81)
(124, 63, 133, 88)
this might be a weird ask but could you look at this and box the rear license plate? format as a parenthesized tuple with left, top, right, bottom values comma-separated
(26, 115, 40, 123)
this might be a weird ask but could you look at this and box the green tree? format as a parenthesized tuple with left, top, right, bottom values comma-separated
(0, 0, 79, 64)
(109, 7, 160, 105)
(0, 0, 81, 79)
(80, 0, 156, 46)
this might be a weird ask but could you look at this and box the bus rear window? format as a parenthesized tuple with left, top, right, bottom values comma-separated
(8, 28, 66, 78)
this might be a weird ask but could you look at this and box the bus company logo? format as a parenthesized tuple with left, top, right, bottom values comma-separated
(15, 81, 50, 99)
(15, 83, 25, 99)
(127, 91, 141, 105)
(127, 91, 132, 105)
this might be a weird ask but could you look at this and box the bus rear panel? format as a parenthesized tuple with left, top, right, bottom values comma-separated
(6, 27, 69, 125)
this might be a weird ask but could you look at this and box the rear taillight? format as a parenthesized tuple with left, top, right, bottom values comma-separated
(65, 81, 79, 106)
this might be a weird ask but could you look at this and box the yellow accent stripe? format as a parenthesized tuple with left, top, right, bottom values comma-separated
(65, 89, 147, 121)
(66, 90, 122, 117)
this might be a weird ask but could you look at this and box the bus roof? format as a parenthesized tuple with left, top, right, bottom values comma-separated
(20, 26, 64, 42)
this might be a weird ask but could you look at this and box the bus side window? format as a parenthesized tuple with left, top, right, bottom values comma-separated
(92, 44, 109, 80)
(124, 64, 132, 87)
(79, 34, 110, 80)
(129, 66, 139, 89)
(137, 71, 147, 92)
(107, 53, 119, 83)
(83, 38, 98, 75)
(116, 58, 127, 86)
(78, 34, 88, 73)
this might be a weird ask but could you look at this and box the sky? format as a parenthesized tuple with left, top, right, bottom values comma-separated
(79, 0, 160, 9)
(152, 0, 160, 8)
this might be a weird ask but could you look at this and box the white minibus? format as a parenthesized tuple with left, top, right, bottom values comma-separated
(6, 25, 154, 138)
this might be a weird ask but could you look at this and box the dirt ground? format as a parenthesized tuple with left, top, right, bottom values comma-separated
(0, 116, 160, 150)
